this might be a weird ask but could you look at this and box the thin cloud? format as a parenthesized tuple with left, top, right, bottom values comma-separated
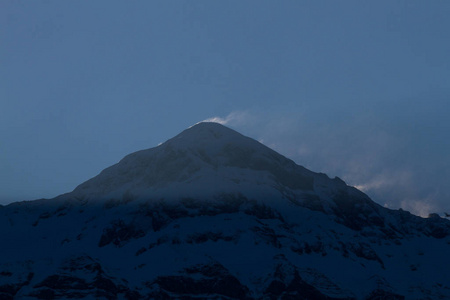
(202, 111, 253, 127)
(207, 106, 449, 217)
(201, 116, 228, 125)
(400, 198, 440, 218)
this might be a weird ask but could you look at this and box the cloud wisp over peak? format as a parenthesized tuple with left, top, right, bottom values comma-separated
(208, 104, 450, 217)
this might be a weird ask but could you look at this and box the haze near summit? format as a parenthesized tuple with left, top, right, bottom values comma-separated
(1, 1, 449, 216)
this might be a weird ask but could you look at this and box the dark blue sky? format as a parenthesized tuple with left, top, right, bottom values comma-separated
(1, 1, 449, 216)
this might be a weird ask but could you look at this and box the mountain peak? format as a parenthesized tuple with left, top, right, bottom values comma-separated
(176, 122, 233, 141)
(165, 121, 259, 152)
(71, 122, 315, 201)
(186, 121, 237, 137)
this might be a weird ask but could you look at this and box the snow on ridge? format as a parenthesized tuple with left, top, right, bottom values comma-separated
(69, 122, 318, 202)
(2, 123, 450, 299)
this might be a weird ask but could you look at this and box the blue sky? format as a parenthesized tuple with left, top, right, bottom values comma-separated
(1, 1, 449, 216)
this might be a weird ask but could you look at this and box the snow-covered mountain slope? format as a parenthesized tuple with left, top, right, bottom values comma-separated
(1, 122, 450, 299)
(70, 122, 316, 200)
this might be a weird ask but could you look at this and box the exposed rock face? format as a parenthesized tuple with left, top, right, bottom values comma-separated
(1, 122, 449, 299)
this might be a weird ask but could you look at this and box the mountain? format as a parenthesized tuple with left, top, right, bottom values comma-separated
(1, 122, 450, 299)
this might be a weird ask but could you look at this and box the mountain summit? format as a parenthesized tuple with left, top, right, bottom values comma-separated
(1, 122, 450, 299)
(72, 122, 315, 201)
